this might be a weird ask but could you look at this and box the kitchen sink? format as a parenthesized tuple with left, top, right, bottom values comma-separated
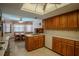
(0, 46, 3, 50)
(0, 41, 5, 44)
(0, 41, 5, 50)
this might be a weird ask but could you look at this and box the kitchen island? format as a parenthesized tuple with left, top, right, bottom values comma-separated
(25, 34, 45, 51)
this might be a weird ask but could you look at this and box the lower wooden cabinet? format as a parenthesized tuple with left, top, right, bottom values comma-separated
(25, 37, 34, 51)
(53, 37, 62, 54)
(25, 35, 45, 51)
(66, 44, 74, 56)
(52, 37, 75, 56)
(62, 43, 67, 55)
(61, 40, 67, 55)
(75, 41, 79, 56)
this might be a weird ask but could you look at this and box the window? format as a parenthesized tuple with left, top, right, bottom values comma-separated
(25, 25, 32, 32)
(14, 24, 33, 32)
(3, 23, 11, 32)
(14, 24, 24, 32)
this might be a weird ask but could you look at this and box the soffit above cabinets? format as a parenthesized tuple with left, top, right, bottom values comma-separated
(21, 3, 70, 15)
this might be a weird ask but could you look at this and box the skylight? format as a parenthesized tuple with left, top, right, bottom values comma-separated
(21, 3, 69, 15)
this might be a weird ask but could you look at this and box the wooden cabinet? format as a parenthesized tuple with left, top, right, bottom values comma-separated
(75, 41, 79, 56)
(35, 28, 44, 33)
(25, 35, 45, 51)
(39, 35, 45, 47)
(66, 40, 74, 56)
(61, 39, 67, 55)
(59, 14, 67, 29)
(52, 37, 62, 54)
(25, 36, 34, 51)
(67, 11, 77, 28)
(53, 16, 60, 29)
(52, 37, 75, 56)
(47, 18, 53, 29)
(43, 10, 78, 30)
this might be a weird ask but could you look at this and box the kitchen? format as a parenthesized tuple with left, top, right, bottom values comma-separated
(0, 3, 79, 56)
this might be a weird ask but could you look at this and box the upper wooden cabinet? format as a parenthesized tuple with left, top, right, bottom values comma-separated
(53, 16, 60, 29)
(43, 10, 79, 30)
(59, 14, 67, 28)
(67, 11, 78, 28)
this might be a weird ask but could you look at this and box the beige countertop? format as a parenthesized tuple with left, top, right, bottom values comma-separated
(53, 35, 79, 41)
(0, 36, 10, 56)
(25, 34, 44, 37)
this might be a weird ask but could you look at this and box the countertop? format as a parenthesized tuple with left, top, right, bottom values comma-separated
(53, 35, 79, 41)
(0, 36, 10, 56)
(25, 34, 44, 37)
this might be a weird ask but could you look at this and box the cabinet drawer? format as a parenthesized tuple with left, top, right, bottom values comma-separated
(75, 46, 79, 56)
(66, 39, 74, 45)
(75, 41, 79, 46)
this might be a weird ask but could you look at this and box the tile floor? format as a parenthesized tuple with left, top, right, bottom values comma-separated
(9, 39, 60, 56)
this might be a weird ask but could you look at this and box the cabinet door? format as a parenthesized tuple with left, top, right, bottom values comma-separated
(27, 37, 34, 51)
(52, 37, 56, 51)
(60, 14, 67, 29)
(56, 41, 62, 54)
(34, 36, 39, 49)
(39, 35, 45, 48)
(43, 20, 45, 29)
(53, 16, 60, 29)
(67, 11, 77, 28)
(61, 43, 67, 55)
(75, 41, 79, 56)
(52, 37, 58, 51)
(66, 44, 74, 56)
(49, 18, 53, 29)
(75, 46, 79, 56)
(44, 19, 48, 29)
(52, 37, 62, 54)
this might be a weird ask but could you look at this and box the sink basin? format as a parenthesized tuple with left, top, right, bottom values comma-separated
(0, 46, 3, 50)
(0, 41, 5, 44)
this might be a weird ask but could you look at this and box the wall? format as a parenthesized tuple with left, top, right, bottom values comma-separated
(44, 30, 79, 49)
(32, 19, 42, 33)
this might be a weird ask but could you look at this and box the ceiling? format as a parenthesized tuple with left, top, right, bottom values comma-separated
(21, 3, 69, 15)
(0, 3, 79, 20)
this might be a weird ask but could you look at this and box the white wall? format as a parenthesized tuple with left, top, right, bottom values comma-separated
(44, 30, 79, 49)
(32, 19, 42, 33)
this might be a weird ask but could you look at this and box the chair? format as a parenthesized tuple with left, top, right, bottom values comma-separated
(20, 35, 25, 41)
(15, 35, 20, 41)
